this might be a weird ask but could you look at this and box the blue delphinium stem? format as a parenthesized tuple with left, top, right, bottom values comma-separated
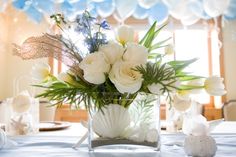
(74, 11, 109, 53)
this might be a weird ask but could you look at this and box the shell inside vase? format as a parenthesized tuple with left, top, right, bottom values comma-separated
(92, 104, 131, 138)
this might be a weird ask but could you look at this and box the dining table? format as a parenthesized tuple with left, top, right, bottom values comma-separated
(0, 121, 236, 157)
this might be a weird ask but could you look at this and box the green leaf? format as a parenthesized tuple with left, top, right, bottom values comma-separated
(168, 58, 198, 73)
(148, 53, 162, 60)
(178, 85, 204, 90)
(139, 21, 157, 45)
(149, 37, 171, 52)
(144, 23, 168, 48)
(177, 75, 205, 81)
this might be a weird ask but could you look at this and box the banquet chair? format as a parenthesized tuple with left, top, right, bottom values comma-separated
(223, 100, 236, 121)
(54, 104, 88, 122)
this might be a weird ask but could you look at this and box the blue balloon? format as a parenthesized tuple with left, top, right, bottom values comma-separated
(116, 0, 137, 20)
(224, 1, 236, 20)
(12, 0, 32, 10)
(32, 0, 55, 15)
(89, 7, 98, 18)
(162, 0, 180, 9)
(96, 0, 115, 17)
(188, 0, 211, 20)
(61, 0, 74, 17)
(70, 0, 87, 14)
(148, 2, 168, 25)
(25, 6, 43, 23)
(133, 4, 148, 20)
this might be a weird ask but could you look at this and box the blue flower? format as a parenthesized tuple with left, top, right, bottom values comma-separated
(74, 11, 96, 36)
(100, 20, 110, 30)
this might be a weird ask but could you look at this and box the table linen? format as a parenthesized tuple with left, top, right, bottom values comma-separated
(0, 122, 235, 157)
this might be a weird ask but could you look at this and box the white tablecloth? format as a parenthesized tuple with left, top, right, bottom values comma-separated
(0, 122, 236, 157)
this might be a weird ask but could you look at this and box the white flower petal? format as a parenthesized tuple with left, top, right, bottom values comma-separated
(99, 41, 124, 64)
(123, 42, 148, 64)
(109, 61, 143, 94)
(116, 25, 134, 44)
(79, 52, 110, 84)
(31, 62, 50, 81)
(83, 72, 106, 85)
(204, 76, 226, 96)
(147, 83, 163, 95)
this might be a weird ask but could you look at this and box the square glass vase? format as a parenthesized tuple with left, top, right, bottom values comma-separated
(88, 93, 161, 152)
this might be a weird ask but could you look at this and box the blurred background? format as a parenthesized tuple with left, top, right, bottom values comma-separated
(0, 0, 236, 121)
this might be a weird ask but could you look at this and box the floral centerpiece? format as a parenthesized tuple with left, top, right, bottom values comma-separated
(13, 11, 226, 151)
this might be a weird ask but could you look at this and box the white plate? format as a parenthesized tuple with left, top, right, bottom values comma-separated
(39, 121, 71, 131)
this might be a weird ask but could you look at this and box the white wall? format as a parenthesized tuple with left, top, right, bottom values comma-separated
(0, 6, 49, 99)
(0, 14, 8, 100)
(223, 20, 236, 100)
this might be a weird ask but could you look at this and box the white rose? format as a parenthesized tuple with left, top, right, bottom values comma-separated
(123, 42, 148, 64)
(204, 76, 226, 96)
(31, 62, 51, 81)
(99, 41, 124, 64)
(165, 44, 175, 55)
(79, 52, 110, 84)
(116, 25, 134, 45)
(147, 83, 163, 95)
(109, 61, 143, 94)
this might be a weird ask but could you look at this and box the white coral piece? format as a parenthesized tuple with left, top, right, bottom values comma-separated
(92, 104, 131, 138)
(145, 128, 159, 143)
(184, 135, 217, 157)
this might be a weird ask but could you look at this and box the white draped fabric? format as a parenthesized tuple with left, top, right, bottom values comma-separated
(0, 122, 236, 157)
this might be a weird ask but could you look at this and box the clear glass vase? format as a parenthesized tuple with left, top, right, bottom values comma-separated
(6, 97, 39, 136)
(88, 93, 161, 152)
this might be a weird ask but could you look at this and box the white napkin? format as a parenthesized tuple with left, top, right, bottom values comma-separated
(0, 129, 17, 150)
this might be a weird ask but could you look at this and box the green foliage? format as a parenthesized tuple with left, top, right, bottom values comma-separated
(139, 22, 170, 53)
(135, 63, 177, 93)
(129, 94, 157, 126)
(35, 75, 137, 112)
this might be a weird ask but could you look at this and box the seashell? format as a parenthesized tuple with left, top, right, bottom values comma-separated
(145, 128, 159, 143)
(12, 94, 31, 113)
(128, 123, 148, 142)
(184, 135, 217, 157)
(0, 129, 7, 149)
(92, 104, 130, 138)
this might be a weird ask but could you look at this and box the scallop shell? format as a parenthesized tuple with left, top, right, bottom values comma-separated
(92, 104, 130, 138)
